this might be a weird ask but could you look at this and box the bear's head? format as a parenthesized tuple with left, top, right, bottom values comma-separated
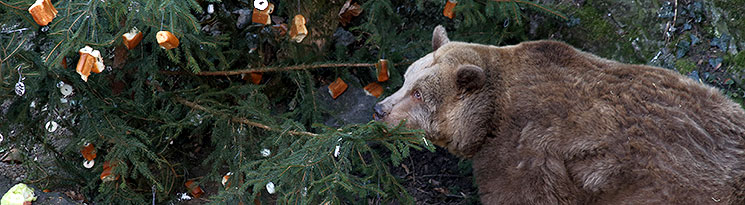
(374, 26, 495, 157)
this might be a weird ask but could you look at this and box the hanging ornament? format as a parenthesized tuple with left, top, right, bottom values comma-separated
(221, 172, 233, 187)
(251, 2, 274, 25)
(28, 0, 58, 26)
(83, 159, 95, 169)
(45, 121, 58, 132)
(81, 143, 97, 162)
(338, 0, 363, 26)
(122, 27, 143, 50)
(254, 0, 269, 11)
(100, 161, 119, 182)
(328, 77, 348, 99)
(14, 66, 25, 97)
(363, 82, 384, 98)
(76, 46, 105, 82)
(443, 0, 457, 19)
(333, 138, 342, 158)
(207, 4, 215, 14)
(156, 31, 180, 50)
(185, 180, 204, 198)
(57, 81, 73, 97)
(289, 14, 308, 43)
(260, 148, 271, 157)
(266, 181, 276, 194)
(242, 72, 262, 85)
(376, 59, 389, 82)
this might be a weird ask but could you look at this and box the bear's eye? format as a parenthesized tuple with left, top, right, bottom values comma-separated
(412, 90, 422, 101)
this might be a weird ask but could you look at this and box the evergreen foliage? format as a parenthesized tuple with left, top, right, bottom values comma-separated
(0, 0, 565, 203)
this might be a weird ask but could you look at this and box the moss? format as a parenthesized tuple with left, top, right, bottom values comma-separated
(674, 59, 697, 74)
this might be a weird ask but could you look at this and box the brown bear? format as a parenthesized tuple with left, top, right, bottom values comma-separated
(374, 26, 745, 204)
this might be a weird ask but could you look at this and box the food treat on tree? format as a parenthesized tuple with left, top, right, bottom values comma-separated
(339, 0, 363, 26)
(221, 172, 233, 187)
(122, 27, 144, 50)
(156, 31, 180, 50)
(364, 82, 384, 98)
(289, 15, 308, 43)
(328, 77, 348, 99)
(185, 180, 204, 198)
(81, 143, 97, 161)
(28, 0, 58, 26)
(443, 0, 457, 19)
(76, 46, 105, 82)
(100, 161, 119, 182)
(248, 72, 263, 85)
(376, 59, 389, 82)
(251, 3, 274, 25)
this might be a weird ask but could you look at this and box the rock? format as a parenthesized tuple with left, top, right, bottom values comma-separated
(316, 77, 376, 127)
(333, 28, 355, 47)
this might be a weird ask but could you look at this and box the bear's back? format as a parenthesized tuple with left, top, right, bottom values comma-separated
(472, 40, 745, 204)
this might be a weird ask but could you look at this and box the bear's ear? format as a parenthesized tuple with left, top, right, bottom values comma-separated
(432, 25, 450, 51)
(456, 65, 485, 92)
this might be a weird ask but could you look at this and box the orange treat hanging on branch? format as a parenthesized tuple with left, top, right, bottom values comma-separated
(364, 82, 384, 98)
(328, 77, 348, 99)
(100, 161, 119, 182)
(122, 27, 144, 50)
(443, 0, 457, 19)
(376, 59, 389, 82)
(289, 14, 308, 43)
(185, 180, 205, 198)
(251, 3, 274, 25)
(156, 31, 180, 50)
(28, 0, 58, 26)
(76, 46, 105, 82)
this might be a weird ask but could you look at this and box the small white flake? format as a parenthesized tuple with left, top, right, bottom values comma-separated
(261, 148, 271, 157)
(60, 83, 73, 97)
(178, 192, 192, 201)
(334, 145, 341, 157)
(422, 137, 429, 146)
(266, 181, 275, 194)
(254, 0, 268, 10)
(84, 160, 95, 168)
(207, 4, 214, 14)
(46, 121, 59, 132)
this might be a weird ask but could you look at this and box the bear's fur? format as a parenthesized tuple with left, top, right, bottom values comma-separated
(374, 26, 745, 204)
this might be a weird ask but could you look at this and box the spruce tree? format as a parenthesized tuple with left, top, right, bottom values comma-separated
(0, 0, 567, 204)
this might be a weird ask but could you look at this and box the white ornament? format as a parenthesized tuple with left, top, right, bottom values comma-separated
(302, 187, 307, 197)
(334, 138, 342, 157)
(0, 133, 3, 143)
(46, 121, 59, 132)
(334, 145, 341, 158)
(60, 83, 73, 97)
(254, 0, 268, 10)
(260, 148, 271, 157)
(15, 65, 25, 96)
(207, 4, 214, 14)
(266, 181, 275, 194)
(84, 160, 95, 168)
(15, 81, 25, 96)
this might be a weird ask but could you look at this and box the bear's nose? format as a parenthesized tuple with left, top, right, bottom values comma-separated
(373, 103, 387, 121)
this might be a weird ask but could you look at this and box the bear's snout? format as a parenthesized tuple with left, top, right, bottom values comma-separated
(373, 103, 388, 121)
